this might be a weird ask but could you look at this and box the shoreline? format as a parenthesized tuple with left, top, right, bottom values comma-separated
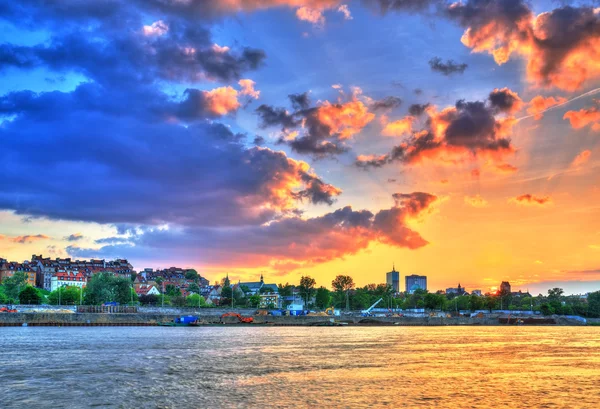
(0, 312, 594, 327)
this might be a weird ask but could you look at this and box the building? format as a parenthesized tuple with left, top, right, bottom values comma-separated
(386, 266, 400, 293)
(500, 281, 511, 295)
(471, 289, 482, 296)
(259, 293, 280, 308)
(50, 272, 87, 292)
(405, 275, 427, 294)
(0, 261, 37, 286)
(446, 283, 467, 296)
(135, 285, 160, 297)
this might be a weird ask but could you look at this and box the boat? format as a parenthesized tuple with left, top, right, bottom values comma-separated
(158, 315, 201, 326)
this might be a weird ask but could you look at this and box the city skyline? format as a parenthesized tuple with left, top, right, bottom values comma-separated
(1, 1, 600, 295)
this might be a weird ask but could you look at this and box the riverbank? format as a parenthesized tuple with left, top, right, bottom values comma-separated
(0, 312, 593, 326)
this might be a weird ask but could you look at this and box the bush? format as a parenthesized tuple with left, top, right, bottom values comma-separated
(19, 286, 42, 305)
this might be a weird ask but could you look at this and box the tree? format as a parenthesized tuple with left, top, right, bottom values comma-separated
(185, 269, 199, 281)
(351, 289, 371, 310)
(248, 294, 261, 308)
(165, 284, 181, 297)
(49, 286, 81, 305)
(468, 294, 484, 311)
(540, 303, 554, 315)
(171, 295, 186, 307)
(484, 295, 497, 312)
(19, 286, 42, 305)
(188, 282, 200, 294)
(186, 294, 207, 308)
(84, 272, 134, 305)
(299, 276, 316, 306)
(138, 294, 159, 305)
(588, 291, 600, 318)
(130, 272, 137, 282)
(3, 272, 28, 300)
(315, 287, 331, 309)
(332, 275, 354, 310)
(277, 283, 293, 297)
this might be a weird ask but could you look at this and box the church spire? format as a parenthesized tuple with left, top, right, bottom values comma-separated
(260, 273, 264, 284)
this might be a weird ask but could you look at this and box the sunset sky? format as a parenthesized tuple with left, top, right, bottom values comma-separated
(1, 0, 599, 294)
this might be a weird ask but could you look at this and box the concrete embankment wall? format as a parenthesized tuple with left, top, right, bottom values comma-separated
(0, 313, 499, 326)
(0, 313, 589, 326)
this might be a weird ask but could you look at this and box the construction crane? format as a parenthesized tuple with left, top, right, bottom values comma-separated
(361, 298, 383, 316)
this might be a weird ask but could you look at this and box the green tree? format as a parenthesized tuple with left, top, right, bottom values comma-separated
(332, 275, 354, 310)
(165, 284, 181, 297)
(84, 272, 134, 305)
(130, 272, 137, 282)
(185, 269, 199, 281)
(540, 303, 554, 315)
(139, 294, 159, 305)
(484, 295, 497, 312)
(19, 286, 42, 305)
(277, 283, 293, 297)
(171, 296, 186, 307)
(3, 272, 28, 300)
(188, 282, 200, 294)
(588, 291, 600, 318)
(186, 294, 207, 308)
(299, 276, 316, 306)
(248, 294, 261, 308)
(468, 294, 484, 311)
(49, 286, 82, 305)
(315, 287, 331, 309)
(0, 287, 8, 304)
(351, 289, 371, 310)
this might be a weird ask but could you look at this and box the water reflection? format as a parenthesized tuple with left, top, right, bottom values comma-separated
(1, 327, 599, 408)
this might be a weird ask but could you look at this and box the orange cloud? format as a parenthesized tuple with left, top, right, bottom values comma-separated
(510, 194, 552, 207)
(571, 150, 592, 167)
(10, 234, 51, 244)
(315, 99, 375, 140)
(563, 106, 600, 131)
(202, 86, 241, 116)
(451, 3, 600, 90)
(527, 95, 567, 120)
(296, 6, 325, 26)
(356, 93, 518, 169)
(495, 162, 518, 174)
(464, 194, 489, 208)
(238, 79, 260, 99)
(382, 116, 415, 137)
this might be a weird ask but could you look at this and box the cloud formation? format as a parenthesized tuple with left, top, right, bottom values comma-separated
(256, 87, 378, 157)
(464, 194, 489, 208)
(563, 104, 600, 131)
(428, 57, 468, 76)
(356, 89, 520, 169)
(65, 233, 84, 242)
(447, 1, 600, 90)
(10, 234, 51, 244)
(67, 192, 439, 269)
(571, 150, 592, 167)
(510, 194, 553, 206)
(527, 96, 568, 120)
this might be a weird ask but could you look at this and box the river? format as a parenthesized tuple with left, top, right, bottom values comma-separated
(1, 326, 599, 408)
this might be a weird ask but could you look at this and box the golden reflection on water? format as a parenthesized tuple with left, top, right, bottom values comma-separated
(1, 326, 599, 408)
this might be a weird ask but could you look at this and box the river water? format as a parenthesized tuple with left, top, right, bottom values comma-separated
(1, 326, 599, 408)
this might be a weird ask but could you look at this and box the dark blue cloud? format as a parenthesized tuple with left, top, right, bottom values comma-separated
(0, 1, 339, 228)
